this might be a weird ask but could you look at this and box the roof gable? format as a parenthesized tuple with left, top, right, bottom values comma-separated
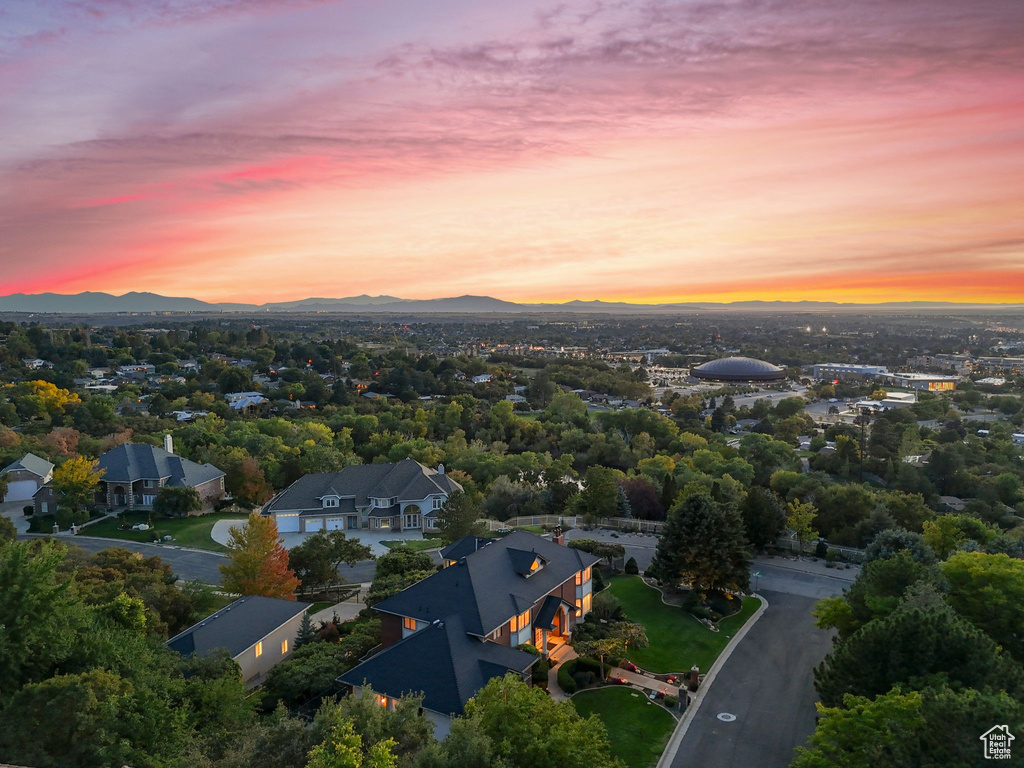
(375, 531, 599, 635)
(1, 453, 54, 478)
(338, 615, 536, 716)
(97, 443, 224, 487)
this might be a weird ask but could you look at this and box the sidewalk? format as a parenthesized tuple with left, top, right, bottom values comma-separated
(611, 667, 680, 698)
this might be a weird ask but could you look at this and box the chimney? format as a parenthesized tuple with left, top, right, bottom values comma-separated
(552, 525, 564, 546)
(437, 463, 445, 475)
(164, 434, 174, 454)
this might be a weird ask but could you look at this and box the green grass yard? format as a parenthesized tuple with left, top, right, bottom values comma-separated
(607, 575, 759, 673)
(571, 687, 675, 768)
(381, 538, 444, 552)
(81, 511, 248, 552)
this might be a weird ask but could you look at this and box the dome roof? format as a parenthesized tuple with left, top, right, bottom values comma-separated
(691, 356, 786, 382)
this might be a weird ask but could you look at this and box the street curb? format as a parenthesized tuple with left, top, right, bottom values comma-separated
(654, 593, 770, 768)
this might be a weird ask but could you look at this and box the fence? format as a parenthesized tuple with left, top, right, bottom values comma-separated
(774, 536, 866, 563)
(594, 517, 666, 534)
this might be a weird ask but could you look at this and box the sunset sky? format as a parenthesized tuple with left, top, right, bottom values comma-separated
(1, 0, 1023, 304)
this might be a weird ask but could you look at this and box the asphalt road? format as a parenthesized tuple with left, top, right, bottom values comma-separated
(671, 590, 835, 768)
(20, 533, 379, 587)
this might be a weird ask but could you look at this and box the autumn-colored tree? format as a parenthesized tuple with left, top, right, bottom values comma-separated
(235, 457, 274, 505)
(43, 427, 80, 457)
(21, 380, 81, 417)
(220, 512, 300, 599)
(51, 456, 104, 511)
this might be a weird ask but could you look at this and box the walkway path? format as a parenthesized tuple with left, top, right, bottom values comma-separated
(310, 588, 368, 624)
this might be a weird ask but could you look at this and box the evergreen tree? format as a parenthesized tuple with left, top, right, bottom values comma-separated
(647, 491, 751, 597)
(615, 485, 633, 519)
(295, 612, 315, 649)
(740, 487, 785, 550)
(436, 491, 483, 544)
(815, 590, 1024, 707)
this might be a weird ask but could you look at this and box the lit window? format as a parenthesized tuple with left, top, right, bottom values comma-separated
(575, 571, 582, 586)
(510, 610, 531, 633)
(404, 617, 417, 631)
(281, 639, 289, 654)
(583, 593, 592, 614)
(583, 567, 592, 583)
(575, 598, 582, 617)
(379, 695, 388, 708)
(254, 641, 263, 658)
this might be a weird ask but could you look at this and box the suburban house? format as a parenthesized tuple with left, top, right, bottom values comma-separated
(1, 453, 54, 503)
(225, 391, 269, 416)
(167, 596, 310, 686)
(338, 531, 599, 736)
(36, 435, 225, 515)
(263, 458, 462, 533)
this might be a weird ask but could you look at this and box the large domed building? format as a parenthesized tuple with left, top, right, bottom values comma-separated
(691, 356, 786, 383)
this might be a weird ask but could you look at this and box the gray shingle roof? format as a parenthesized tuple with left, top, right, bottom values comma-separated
(166, 596, 309, 659)
(97, 443, 224, 487)
(439, 536, 493, 561)
(266, 459, 462, 516)
(1, 453, 54, 478)
(374, 531, 600, 636)
(338, 614, 536, 717)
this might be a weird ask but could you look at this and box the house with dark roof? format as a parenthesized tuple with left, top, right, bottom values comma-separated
(338, 531, 599, 737)
(1, 453, 54, 504)
(167, 596, 310, 686)
(81, 435, 224, 512)
(263, 458, 462, 533)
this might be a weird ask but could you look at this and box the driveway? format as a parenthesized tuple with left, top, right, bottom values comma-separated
(668, 560, 856, 768)
(210, 519, 435, 557)
(1, 501, 32, 535)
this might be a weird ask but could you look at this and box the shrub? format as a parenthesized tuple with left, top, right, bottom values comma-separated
(572, 671, 594, 690)
(28, 515, 56, 533)
(574, 657, 611, 678)
(815, 540, 828, 558)
(532, 658, 550, 685)
(664, 695, 678, 707)
(591, 566, 607, 593)
(22, 505, 33, 516)
(557, 662, 578, 694)
(624, 556, 639, 574)
(591, 592, 624, 622)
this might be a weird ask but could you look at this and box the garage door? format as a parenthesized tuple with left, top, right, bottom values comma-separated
(325, 517, 346, 531)
(303, 518, 324, 533)
(3, 480, 38, 502)
(276, 514, 300, 533)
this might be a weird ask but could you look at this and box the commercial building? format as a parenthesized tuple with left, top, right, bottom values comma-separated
(885, 372, 959, 392)
(691, 356, 786, 383)
(811, 363, 889, 381)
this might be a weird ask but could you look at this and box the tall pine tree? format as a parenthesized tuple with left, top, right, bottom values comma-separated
(648, 490, 751, 597)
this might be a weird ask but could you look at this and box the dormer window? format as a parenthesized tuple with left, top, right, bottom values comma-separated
(323, 496, 339, 508)
(432, 496, 443, 510)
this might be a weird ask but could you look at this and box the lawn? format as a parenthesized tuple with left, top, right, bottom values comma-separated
(81, 511, 248, 552)
(571, 687, 676, 768)
(381, 538, 443, 552)
(606, 575, 759, 674)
